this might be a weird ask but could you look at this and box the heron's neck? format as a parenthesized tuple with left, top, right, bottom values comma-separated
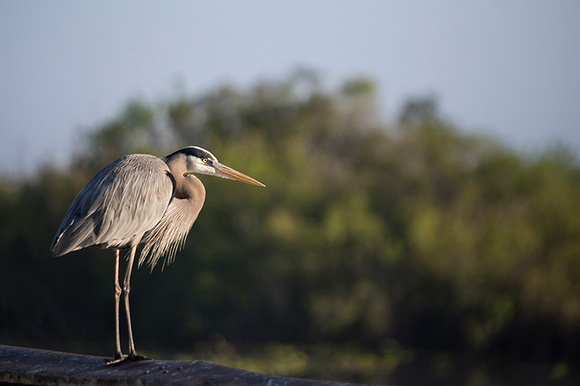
(166, 155, 206, 203)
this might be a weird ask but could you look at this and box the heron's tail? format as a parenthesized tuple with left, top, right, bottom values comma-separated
(51, 217, 97, 256)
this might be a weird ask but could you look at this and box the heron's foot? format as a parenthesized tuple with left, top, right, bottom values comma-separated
(128, 353, 150, 361)
(106, 352, 150, 366)
(106, 354, 128, 366)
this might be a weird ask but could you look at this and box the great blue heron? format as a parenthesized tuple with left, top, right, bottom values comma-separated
(51, 146, 265, 365)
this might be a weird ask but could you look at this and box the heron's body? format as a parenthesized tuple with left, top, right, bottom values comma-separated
(52, 153, 205, 268)
(51, 146, 264, 364)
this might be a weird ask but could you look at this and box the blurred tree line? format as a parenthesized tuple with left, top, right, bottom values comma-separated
(1, 70, 579, 367)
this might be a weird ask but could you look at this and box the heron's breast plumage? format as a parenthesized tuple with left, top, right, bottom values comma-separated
(139, 173, 206, 269)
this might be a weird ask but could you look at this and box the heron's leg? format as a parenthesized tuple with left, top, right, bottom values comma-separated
(123, 244, 141, 359)
(106, 249, 125, 366)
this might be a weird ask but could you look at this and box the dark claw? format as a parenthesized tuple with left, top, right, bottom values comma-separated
(129, 353, 150, 361)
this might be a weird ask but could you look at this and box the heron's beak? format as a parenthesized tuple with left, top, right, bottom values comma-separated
(212, 162, 266, 187)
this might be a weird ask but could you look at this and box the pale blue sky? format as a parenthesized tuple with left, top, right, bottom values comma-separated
(1, 1, 579, 175)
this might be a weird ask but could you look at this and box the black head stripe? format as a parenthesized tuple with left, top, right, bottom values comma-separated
(165, 146, 216, 162)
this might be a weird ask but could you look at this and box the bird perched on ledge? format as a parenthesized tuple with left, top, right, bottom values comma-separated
(51, 146, 265, 365)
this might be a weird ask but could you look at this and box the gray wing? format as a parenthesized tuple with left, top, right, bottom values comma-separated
(51, 154, 175, 256)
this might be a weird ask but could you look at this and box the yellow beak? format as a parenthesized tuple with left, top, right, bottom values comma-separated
(212, 162, 266, 187)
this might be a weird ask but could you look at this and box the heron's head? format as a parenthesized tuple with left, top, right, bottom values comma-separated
(167, 146, 265, 187)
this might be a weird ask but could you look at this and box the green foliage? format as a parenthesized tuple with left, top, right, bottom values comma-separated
(1, 71, 579, 379)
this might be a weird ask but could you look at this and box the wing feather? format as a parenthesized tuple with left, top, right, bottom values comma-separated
(51, 154, 174, 256)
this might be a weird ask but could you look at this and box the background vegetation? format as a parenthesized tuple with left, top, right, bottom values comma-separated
(1, 71, 579, 384)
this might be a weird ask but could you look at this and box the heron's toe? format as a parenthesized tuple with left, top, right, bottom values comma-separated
(106, 355, 129, 366)
(129, 353, 150, 361)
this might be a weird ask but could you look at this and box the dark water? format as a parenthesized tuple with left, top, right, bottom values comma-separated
(165, 342, 580, 385)
(380, 356, 579, 386)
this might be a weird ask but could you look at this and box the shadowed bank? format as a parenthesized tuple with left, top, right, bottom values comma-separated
(0, 345, 357, 386)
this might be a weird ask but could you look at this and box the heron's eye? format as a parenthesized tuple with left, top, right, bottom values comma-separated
(202, 158, 208, 163)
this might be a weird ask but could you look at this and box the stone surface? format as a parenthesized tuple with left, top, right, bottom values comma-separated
(0, 344, 358, 385)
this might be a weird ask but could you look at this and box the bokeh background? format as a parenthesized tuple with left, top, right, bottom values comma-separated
(1, 2, 579, 385)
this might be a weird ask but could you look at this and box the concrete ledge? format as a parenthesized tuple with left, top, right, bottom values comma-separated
(0, 344, 356, 385)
